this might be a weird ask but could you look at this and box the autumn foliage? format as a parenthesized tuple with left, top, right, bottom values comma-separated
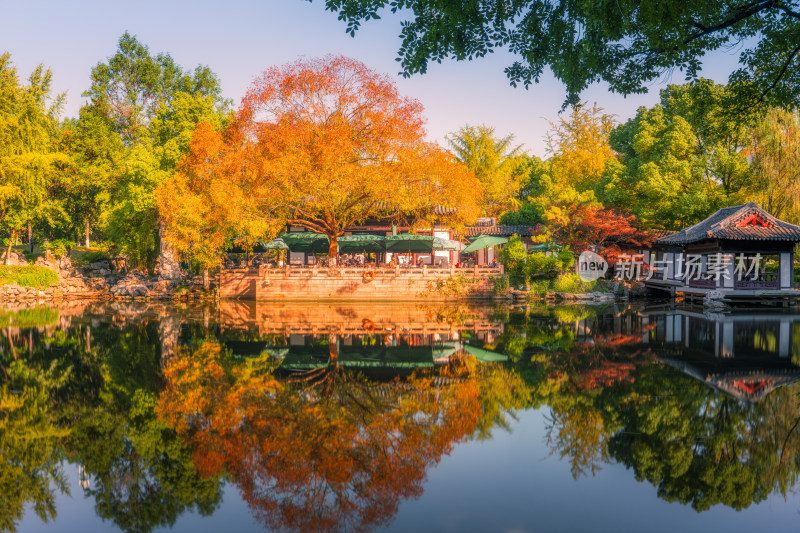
(158, 56, 481, 264)
(157, 342, 482, 533)
(542, 202, 653, 260)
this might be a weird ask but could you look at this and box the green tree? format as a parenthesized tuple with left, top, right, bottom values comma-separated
(446, 124, 527, 216)
(317, 0, 800, 109)
(597, 81, 754, 229)
(0, 52, 67, 262)
(746, 108, 800, 223)
(59, 103, 124, 247)
(75, 33, 229, 268)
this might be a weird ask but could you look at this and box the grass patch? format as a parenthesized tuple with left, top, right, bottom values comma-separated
(71, 249, 111, 266)
(0, 266, 58, 289)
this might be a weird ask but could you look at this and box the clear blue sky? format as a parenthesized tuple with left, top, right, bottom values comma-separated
(1, 0, 744, 157)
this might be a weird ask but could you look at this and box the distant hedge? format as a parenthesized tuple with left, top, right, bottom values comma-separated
(0, 266, 58, 289)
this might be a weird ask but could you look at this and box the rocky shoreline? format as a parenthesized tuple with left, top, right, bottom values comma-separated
(0, 250, 215, 302)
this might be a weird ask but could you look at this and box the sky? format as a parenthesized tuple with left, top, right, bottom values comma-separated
(1, 0, 746, 157)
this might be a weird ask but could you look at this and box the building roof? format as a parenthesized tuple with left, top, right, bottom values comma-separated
(460, 224, 537, 237)
(657, 202, 800, 245)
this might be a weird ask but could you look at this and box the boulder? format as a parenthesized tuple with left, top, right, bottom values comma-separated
(0, 250, 26, 266)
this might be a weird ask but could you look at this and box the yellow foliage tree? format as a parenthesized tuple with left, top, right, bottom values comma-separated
(546, 103, 615, 192)
(159, 56, 481, 266)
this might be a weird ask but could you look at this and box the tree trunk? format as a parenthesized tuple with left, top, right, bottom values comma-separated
(328, 236, 338, 267)
(5, 231, 15, 266)
(202, 268, 210, 291)
(27, 221, 33, 253)
(328, 333, 339, 362)
(85, 219, 90, 248)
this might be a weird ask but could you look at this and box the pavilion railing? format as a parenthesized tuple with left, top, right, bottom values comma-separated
(255, 264, 504, 279)
(688, 278, 717, 289)
(734, 272, 780, 290)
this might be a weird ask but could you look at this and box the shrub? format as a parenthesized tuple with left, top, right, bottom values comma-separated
(44, 238, 73, 258)
(82, 251, 111, 263)
(0, 266, 59, 289)
(553, 273, 595, 293)
(557, 246, 574, 270)
(490, 274, 510, 294)
(524, 252, 560, 279)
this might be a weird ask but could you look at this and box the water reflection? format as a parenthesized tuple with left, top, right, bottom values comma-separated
(2, 301, 800, 532)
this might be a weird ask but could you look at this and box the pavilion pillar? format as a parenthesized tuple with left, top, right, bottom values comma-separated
(780, 320, 791, 357)
(722, 253, 735, 289)
(721, 321, 734, 357)
(780, 252, 792, 288)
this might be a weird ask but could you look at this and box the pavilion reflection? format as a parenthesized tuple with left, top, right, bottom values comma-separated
(571, 307, 800, 402)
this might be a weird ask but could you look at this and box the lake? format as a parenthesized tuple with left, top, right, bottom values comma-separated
(3, 300, 800, 533)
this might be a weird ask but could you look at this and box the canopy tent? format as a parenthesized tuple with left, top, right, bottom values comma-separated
(337, 234, 386, 253)
(261, 238, 290, 250)
(279, 232, 330, 253)
(463, 344, 509, 363)
(385, 234, 434, 253)
(432, 237, 464, 251)
(462, 235, 508, 253)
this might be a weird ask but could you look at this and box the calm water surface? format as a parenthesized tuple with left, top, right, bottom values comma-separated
(4, 300, 800, 533)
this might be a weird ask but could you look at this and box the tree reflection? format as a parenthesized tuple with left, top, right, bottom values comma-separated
(158, 342, 487, 533)
(0, 312, 222, 533)
(505, 308, 800, 511)
(0, 363, 67, 533)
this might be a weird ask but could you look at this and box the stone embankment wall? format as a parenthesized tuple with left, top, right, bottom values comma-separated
(0, 250, 212, 302)
(219, 265, 504, 301)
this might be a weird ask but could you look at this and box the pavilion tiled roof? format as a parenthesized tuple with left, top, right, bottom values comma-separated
(460, 224, 537, 237)
(657, 202, 800, 245)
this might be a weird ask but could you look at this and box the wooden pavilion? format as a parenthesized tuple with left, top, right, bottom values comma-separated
(645, 202, 800, 305)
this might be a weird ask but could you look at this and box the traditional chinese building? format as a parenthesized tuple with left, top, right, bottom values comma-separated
(645, 202, 800, 305)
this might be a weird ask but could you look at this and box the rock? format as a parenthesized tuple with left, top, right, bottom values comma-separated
(703, 290, 728, 310)
(0, 250, 26, 266)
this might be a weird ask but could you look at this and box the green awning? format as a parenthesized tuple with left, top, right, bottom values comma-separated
(280, 348, 331, 369)
(338, 345, 436, 368)
(385, 234, 434, 253)
(463, 344, 508, 362)
(279, 232, 330, 253)
(338, 234, 386, 253)
(462, 235, 508, 253)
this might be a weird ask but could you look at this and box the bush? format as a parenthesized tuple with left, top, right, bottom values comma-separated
(524, 252, 560, 279)
(82, 251, 111, 263)
(553, 273, 595, 293)
(45, 238, 73, 258)
(490, 274, 510, 294)
(557, 246, 574, 270)
(0, 266, 59, 289)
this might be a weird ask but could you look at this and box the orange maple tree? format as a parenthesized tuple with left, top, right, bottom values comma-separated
(159, 56, 481, 263)
(542, 203, 653, 261)
(157, 342, 482, 533)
